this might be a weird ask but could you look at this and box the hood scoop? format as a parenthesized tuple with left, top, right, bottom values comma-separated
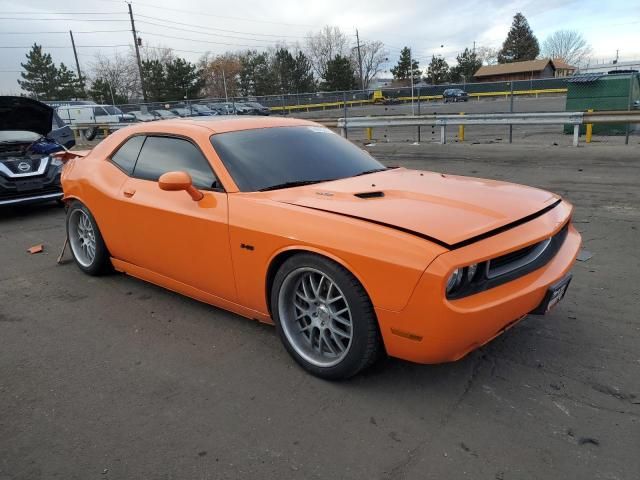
(354, 191, 385, 199)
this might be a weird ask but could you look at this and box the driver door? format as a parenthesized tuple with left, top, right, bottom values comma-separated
(113, 135, 236, 302)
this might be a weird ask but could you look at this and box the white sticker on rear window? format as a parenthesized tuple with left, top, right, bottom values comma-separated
(307, 126, 335, 134)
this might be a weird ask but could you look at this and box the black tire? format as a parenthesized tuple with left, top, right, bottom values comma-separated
(84, 127, 97, 141)
(65, 200, 112, 275)
(270, 253, 381, 380)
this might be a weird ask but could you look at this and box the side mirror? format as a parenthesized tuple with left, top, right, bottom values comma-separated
(158, 171, 203, 201)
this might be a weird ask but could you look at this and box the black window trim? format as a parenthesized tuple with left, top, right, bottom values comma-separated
(107, 132, 225, 192)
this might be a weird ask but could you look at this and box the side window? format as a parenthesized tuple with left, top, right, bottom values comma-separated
(133, 136, 218, 190)
(110, 135, 145, 175)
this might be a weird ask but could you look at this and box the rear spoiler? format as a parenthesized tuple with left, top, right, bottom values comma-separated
(52, 149, 91, 162)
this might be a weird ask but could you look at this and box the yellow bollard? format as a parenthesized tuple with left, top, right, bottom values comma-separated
(458, 112, 465, 142)
(586, 108, 593, 143)
(366, 127, 373, 141)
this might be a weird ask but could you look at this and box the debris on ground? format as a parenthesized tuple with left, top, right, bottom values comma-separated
(577, 249, 594, 262)
(27, 244, 44, 254)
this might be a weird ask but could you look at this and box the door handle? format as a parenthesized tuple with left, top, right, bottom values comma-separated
(123, 188, 136, 198)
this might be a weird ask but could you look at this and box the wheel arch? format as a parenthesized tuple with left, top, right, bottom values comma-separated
(264, 246, 372, 317)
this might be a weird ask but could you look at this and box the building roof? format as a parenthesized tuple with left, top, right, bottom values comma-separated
(552, 59, 577, 70)
(474, 59, 554, 78)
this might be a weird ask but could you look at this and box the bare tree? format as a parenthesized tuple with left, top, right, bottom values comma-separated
(140, 44, 175, 64)
(475, 46, 499, 65)
(89, 50, 140, 101)
(305, 25, 349, 80)
(198, 51, 242, 98)
(541, 30, 592, 67)
(355, 41, 388, 89)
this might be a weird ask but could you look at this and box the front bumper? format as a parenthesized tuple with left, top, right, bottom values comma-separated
(0, 165, 63, 207)
(376, 200, 581, 364)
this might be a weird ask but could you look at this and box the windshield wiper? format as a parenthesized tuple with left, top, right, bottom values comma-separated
(258, 179, 336, 192)
(351, 167, 389, 177)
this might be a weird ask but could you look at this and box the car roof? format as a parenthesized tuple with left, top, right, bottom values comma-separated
(118, 115, 318, 135)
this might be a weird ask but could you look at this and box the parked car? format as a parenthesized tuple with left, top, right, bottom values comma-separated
(55, 102, 135, 140)
(60, 116, 580, 379)
(241, 102, 270, 115)
(151, 109, 179, 120)
(208, 103, 234, 115)
(130, 110, 158, 122)
(189, 104, 217, 116)
(170, 107, 194, 118)
(443, 88, 469, 102)
(0, 96, 67, 207)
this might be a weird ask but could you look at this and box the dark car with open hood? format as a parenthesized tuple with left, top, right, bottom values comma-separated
(0, 96, 71, 207)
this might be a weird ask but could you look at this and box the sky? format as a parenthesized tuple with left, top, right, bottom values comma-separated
(1, 0, 639, 94)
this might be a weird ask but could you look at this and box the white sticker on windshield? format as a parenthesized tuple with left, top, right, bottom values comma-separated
(307, 126, 335, 134)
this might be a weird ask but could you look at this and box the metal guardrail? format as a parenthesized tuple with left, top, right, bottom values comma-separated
(337, 110, 640, 146)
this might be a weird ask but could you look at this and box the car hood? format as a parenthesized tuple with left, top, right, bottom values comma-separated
(0, 96, 53, 137)
(264, 168, 560, 248)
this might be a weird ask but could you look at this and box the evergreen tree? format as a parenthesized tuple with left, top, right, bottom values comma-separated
(390, 47, 420, 81)
(239, 50, 277, 96)
(164, 58, 203, 100)
(425, 55, 450, 85)
(274, 48, 296, 94)
(449, 48, 482, 83)
(56, 63, 83, 100)
(292, 51, 316, 93)
(498, 13, 540, 63)
(18, 44, 58, 99)
(142, 59, 166, 101)
(323, 55, 356, 91)
(88, 78, 128, 105)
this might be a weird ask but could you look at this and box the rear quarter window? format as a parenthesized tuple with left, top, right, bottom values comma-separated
(110, 135, 145, 175)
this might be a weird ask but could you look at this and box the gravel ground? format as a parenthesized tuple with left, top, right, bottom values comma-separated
(1, 142, 638, 480)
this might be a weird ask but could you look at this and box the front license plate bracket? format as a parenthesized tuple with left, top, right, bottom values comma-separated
(530, 274, 572, 315)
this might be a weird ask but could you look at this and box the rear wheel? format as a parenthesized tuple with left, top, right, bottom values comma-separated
(271, 253, 381, 379)
(66, 201, 111, 275)
(84, 127, 97, 141)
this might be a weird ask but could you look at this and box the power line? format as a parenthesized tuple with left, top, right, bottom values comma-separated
(0, 17, 129, 22)
(0, 44, 131, 49)
(0, 29, 132, 34)
(2, 11, 123, 14)
(131, 1, 313, 28)
(139, 31, 272, 49)
(135, 15, 308, 39)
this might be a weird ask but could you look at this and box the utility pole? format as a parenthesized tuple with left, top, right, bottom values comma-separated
(69, 30, 85, 96)
(355, 29, 364, 91)
(473, 41, 476, 55)
(128, 2, 147, 102)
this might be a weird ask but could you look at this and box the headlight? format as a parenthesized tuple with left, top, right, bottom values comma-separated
(50, 156, 63, 167)
(446, 263, 481, 296)
(446, 268, 464, 293)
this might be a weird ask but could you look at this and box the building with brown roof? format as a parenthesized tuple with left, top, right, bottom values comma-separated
(473, 59, 576, 82)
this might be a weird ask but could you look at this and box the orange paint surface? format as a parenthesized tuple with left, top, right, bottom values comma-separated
(62, 117, 581, 364)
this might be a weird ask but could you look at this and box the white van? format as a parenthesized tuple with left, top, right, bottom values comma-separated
(54, 102, 135, 140)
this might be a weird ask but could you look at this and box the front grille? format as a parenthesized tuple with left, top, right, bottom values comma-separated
(1, 157, 42, 174)
(447, 223, 569, 300)
(0, 185, 61, 201)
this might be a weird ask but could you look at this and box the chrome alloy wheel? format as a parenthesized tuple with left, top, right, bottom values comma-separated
(68, 209, 96, 267)
(278, 267, 353, 368)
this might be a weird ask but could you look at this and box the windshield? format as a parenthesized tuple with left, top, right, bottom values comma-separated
(210, 126, 385, 192)
(100, 105, 122, 115)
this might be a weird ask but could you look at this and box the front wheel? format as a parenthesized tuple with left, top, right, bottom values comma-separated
(66, 200, 112, 275)
(271, 253, 381, 379)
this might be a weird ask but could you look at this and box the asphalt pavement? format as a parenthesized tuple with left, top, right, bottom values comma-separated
(1, 142, 639, 479)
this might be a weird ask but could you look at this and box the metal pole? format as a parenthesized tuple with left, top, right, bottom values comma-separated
(221, 69, 228, 103)
(356, 28, 364, 92)
(410, 47, 415, 115)
(509, 81, 514, 143)
(343, 92, 348, 139)
(417, 87, 421, 143)
(128, 3, 147, 102)
(69, 30, 84, 96)
(625, 74, 633, 145)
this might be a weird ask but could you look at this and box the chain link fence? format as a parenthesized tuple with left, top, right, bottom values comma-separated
(55, 74, 639, 146)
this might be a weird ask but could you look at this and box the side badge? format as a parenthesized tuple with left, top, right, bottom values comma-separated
(240, 243, 255, 251)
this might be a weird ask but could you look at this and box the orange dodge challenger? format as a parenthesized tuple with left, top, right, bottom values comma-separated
(60, 116, 581, 379)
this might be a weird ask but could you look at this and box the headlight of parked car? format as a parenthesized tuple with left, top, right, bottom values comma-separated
(50, 156, 63, 168)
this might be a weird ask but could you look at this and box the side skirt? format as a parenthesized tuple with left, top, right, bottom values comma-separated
(110, 258, 274, 325)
